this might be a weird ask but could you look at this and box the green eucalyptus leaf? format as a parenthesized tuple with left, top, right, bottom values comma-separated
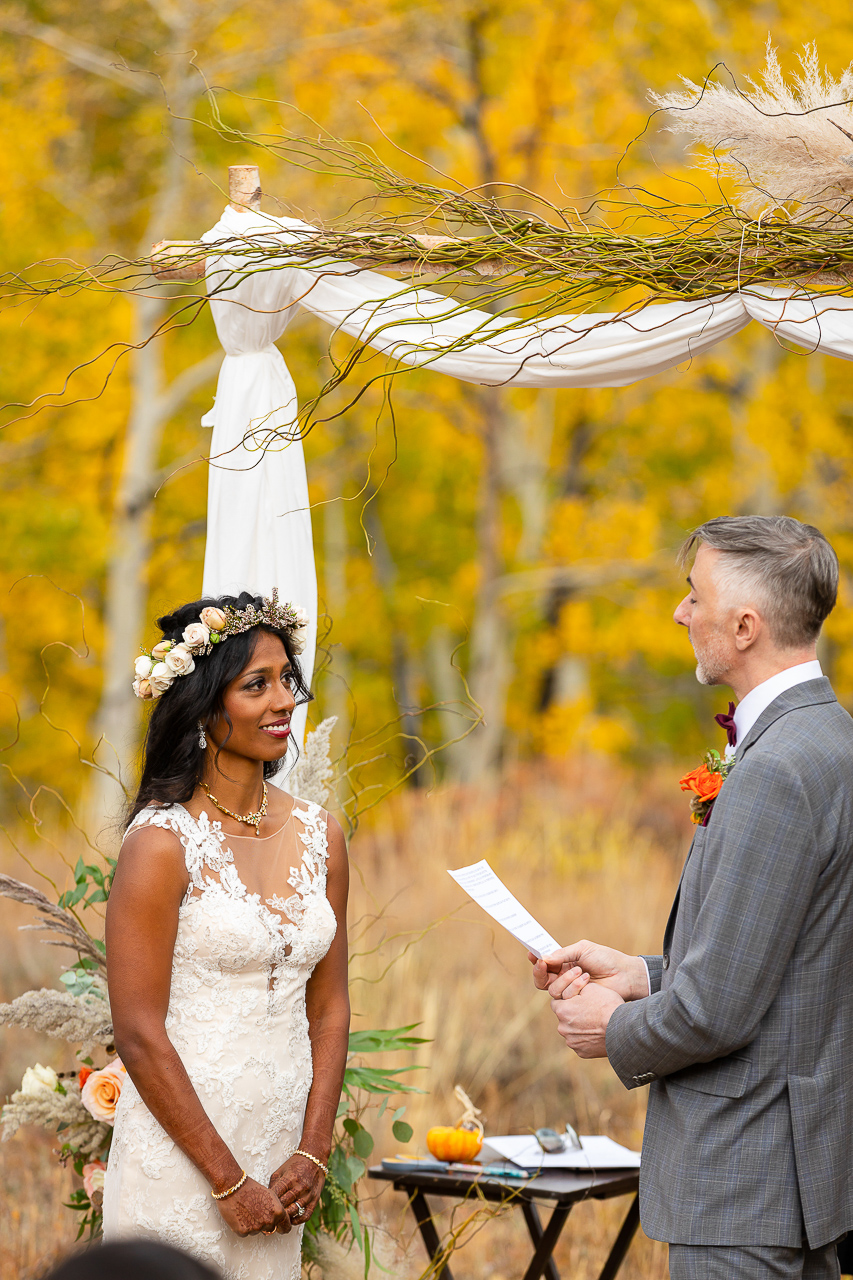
(329, 1146, 352, 1193)
(352, 1128, 374, 1158)
(392, 1120, 413, 1143)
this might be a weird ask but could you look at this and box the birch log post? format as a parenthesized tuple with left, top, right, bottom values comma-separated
(151, 166, 264, 282)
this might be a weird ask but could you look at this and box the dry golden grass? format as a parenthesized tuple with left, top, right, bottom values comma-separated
(0, 758, 688, 1278)
(346, 760, 686, 1280)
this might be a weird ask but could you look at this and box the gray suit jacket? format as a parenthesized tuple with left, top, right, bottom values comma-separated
(607, 678, 853, 1248)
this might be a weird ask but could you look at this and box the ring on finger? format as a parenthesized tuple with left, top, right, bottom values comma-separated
(291, 1201, 304, 1218)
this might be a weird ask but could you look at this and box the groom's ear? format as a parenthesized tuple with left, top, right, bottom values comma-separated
(733, 607, 762, 650)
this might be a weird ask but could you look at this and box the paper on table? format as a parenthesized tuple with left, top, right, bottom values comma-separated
(447, 860, 561, 959)
(479, 1134, 641, 1171)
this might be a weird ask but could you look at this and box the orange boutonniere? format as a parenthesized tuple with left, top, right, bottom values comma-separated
(679, 750, 734, 826)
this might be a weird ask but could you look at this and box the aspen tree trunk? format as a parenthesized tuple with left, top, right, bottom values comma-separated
(447, 12, 513, 782)
(89, 51, 209, 831)
(362, 494, 425, 782)
(456, 386, 510, 781)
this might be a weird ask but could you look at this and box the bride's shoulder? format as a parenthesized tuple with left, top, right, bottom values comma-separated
(112, 806, 190, 904)
(121, 803, 190, 854)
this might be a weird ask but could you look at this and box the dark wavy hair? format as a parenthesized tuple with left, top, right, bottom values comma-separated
(127, 592, 312, 827)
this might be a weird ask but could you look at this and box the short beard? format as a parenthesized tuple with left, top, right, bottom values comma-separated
(691, 629, 731, 686)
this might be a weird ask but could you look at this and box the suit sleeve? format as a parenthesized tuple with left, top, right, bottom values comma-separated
(642, 955, 663, 995)
(607, 754, 820, 1087)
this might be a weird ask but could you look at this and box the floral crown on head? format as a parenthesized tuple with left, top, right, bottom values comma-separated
(132, 590, 310, 701)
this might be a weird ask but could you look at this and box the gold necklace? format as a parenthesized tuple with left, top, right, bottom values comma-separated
(201, 780, 268, 837)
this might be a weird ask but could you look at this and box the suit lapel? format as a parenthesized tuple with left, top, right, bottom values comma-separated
(661, 679, 837, 956)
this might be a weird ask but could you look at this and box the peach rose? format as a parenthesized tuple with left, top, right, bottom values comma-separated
(82, 1160, 106, 1199)
(200, 607, 227, 632)
(133, 677, 154, 700)
(679, 764, 724, 803)
(151, 640, 173, 660)
(81, 1058, 126, 1125)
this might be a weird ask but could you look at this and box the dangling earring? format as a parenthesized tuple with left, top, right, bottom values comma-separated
(197, 722, 207, 750)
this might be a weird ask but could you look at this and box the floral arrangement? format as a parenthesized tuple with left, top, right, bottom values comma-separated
(133, 592, 310, 700)
(679, 749, 735, 826)
(2, 1054, 124, 1236)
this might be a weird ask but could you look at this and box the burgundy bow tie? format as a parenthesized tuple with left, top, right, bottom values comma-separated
(715, 702, 737, 747)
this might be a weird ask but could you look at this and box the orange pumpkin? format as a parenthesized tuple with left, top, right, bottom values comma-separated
(426, 1123, 483, 1163)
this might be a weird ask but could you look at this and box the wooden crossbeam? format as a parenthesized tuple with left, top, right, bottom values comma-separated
(150, 164, 505, 283)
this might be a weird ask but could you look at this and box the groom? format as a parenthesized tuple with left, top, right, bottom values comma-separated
(533, 515, 853, 1280)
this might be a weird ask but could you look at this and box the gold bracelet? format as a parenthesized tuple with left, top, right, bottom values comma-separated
(211, 1169, 247, 1200)
(295, 1148, 329, 1176)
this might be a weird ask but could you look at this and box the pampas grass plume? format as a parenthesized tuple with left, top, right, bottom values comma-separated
(651, 42, 853, 223)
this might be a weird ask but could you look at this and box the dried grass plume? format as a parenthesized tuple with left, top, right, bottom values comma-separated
(1, 1079, 110, 1156)
(0, 983, 113, 1056)
(651, 42, 853, 223)
(286, 716, 338, 806)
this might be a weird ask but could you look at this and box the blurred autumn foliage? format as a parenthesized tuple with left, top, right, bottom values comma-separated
(1, 0, 853, 821)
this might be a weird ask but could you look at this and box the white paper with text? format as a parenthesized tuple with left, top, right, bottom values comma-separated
(447, 860, 561, 959)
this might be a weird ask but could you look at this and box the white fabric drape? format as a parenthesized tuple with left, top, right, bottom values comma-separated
(201, 212, 316, 750)
(199, 205, 853, 746)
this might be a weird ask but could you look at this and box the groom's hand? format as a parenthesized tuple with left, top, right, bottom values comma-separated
(530, 939, 649, 1003)
(550, 981, 624, 1059)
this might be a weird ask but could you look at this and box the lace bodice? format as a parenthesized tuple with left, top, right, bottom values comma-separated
(125, 801, 336, 990)
(104, 801, 336, 1279)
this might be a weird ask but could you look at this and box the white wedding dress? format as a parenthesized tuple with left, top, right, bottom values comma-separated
(103, 800, 336, 1280)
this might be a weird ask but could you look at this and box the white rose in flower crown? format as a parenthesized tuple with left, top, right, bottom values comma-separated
(182, 621, 210, 652)
(81, 1058, 126, 1125)
(148, 662, 174, 695)
(293, 606, 310, 629)
(134, 655, 153, 678)
(19, 1063, 60, 1096)
(200, 607, 227, 632)
(164, 643, 195, 677)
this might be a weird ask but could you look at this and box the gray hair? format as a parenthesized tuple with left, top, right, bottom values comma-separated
(679, 515, 838, 649)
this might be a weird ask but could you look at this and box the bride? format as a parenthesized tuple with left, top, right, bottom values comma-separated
(102, 591, 349, 1280)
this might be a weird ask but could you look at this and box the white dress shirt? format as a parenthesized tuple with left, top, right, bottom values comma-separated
(731, 659, 823, 748)
(637, 659, 824, 996)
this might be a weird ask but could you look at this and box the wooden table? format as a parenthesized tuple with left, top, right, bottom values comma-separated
(367, 1164, 640, 1280)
